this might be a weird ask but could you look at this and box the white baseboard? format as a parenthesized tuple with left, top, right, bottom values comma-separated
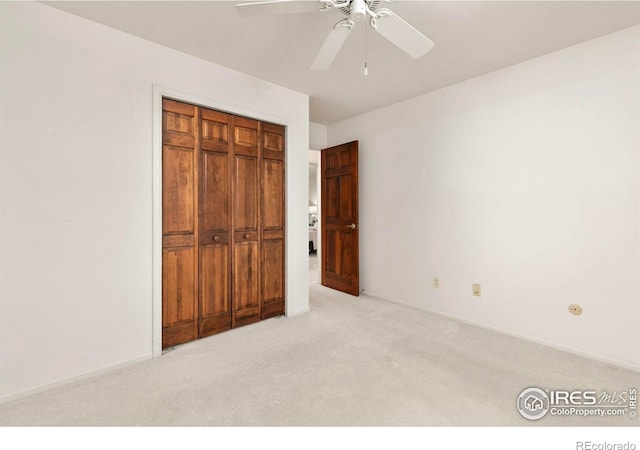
(363, 292, 640, 373)
(286, 306, 311, 317)
(0, 353, 153, 405)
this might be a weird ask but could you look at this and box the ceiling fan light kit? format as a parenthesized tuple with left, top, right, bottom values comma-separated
(237, 0, 435, 71)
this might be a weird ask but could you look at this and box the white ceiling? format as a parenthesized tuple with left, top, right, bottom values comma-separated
(48, 1, 640, 124)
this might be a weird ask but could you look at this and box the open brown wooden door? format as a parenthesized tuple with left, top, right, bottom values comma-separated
(321, 141, 359, 296)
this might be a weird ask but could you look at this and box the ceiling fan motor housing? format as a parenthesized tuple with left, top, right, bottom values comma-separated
(350, 0, 366, 20)
(340, 0, 381, 20)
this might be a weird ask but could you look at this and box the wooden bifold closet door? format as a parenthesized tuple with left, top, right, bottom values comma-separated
(162, 99, 285, 348)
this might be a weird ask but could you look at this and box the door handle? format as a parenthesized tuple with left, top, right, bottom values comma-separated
(346, 223, 357, 230)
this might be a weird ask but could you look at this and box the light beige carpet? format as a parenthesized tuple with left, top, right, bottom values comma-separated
(0, 282, 637, 426)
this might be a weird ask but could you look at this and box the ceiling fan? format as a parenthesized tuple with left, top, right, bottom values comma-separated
(236, 0, 435, 71)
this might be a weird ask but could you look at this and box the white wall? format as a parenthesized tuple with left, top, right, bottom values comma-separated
(309, 155, 319, 206)
(309, 122, 328, 150)
(328, 26, 640, 369)
(0, 3, 309, 400)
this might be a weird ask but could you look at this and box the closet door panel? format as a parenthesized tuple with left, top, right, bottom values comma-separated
(163, 99, 196, 148)
(198, 107, 232, 337)
(233, 116, 259, 157)
(261, 239, 284, 319)
(199, 244, 231, 337)
(162, 246, 197, 347)
(162, 247, 196, 325)
(262, 122, 285, 160)
(232, 116, 261, 326)
(233, 241, 260, 326)
(261, 159, 283, 230)
(162, 99, 198, 348)
(260, 123, 285, 319)
(201, 151, 229, 232)
(234, 156, 258, 231)
(201, 109, 230, 153)
(162, 146, 194, 234)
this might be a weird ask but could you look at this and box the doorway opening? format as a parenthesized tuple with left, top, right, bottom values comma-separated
(309, 150, 321, 285)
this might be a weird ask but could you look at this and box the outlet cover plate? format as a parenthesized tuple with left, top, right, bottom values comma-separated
(568, 304, 583, 315)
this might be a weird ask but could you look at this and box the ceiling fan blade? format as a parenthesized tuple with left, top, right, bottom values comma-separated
(372, 8, 434, 59)
(237, 0, 328, 17)
(311, 19, 354, 71)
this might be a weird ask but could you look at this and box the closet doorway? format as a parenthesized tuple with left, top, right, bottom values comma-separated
(162, 98, 285, 348)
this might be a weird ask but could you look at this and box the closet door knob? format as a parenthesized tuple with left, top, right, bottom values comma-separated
(244, 233, 250, 240)
(213, 235, 220, 242)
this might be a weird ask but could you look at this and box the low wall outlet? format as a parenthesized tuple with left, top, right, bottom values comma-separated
(472, 284, 481, 297)
(433, 276, 440, 288)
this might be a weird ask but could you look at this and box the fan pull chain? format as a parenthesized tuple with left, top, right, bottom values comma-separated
(364, 19, 369, 76)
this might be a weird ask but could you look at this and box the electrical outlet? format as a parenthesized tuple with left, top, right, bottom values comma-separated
(472, 283, 481, 297)
(568, 304, 583, 315)
(433, 276, 440, 289)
